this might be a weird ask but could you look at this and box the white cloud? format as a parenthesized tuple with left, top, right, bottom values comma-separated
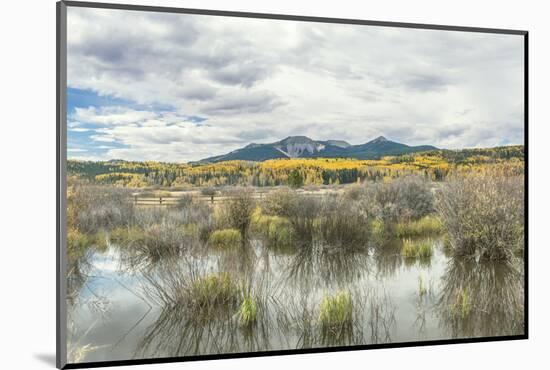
(67, 7, 525, 162)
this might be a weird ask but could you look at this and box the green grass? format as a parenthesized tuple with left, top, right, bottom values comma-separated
(208, 229, 243, 249)
(370, 219, 386, 241)
(252, 210, 295, 248)
(452, 287, 472, 319)
(187, 273, 240, 310)
(109, 226, 147, 244)
(67, 228, 108, 260)
(401, 238, 433, 259)
(319, 291, 353, 331)
(238, 295, 258, 327)
(396, 216, 443, 238)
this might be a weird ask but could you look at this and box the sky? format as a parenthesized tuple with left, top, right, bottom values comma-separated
(67, 7, 525, 162)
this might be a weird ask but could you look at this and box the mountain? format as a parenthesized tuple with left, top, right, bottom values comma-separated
(198, 135, 436, 163)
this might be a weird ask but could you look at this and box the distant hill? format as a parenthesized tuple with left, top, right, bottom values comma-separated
(198, 135, 437, 163)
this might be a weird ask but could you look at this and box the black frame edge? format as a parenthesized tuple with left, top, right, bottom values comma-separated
(57, 1, 68, 369)
(63, 335, 528, 369)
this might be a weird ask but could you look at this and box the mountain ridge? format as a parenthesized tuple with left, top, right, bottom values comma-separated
(198, 135, 437, 163)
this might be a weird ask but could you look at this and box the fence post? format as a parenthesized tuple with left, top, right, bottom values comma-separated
(160, 196, 163, 205)
(134, 195, 137, 205)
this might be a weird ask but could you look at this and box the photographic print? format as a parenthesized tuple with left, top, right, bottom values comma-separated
(58, 2, 527, 368)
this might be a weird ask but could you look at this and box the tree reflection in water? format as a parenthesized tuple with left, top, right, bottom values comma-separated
(436, 258, 524, 338)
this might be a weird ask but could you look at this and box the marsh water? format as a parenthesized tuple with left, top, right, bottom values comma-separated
(67, 237, 524, 363)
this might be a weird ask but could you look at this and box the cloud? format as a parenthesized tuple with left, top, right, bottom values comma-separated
(73, 106, 158, 125)
(67, 7, 525, 162)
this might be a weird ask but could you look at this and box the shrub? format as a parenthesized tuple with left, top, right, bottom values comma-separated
(238, 295, 258, 327)
(343, 183, 368, 201)
(134, 202, 213, 244)
(201, 187, 217, 203)
(252, 210, 295, 248)
(395, 216, 443, 238)
(174, 194, 194, 209)
(373, 176, 434, 223)
(319, 291, 353, 332)
(201, 187, 217, 197)
(111, 222, 191, 268)
(436, 174, 524, 260)
(262, 189, 320, 245)
(317, 197, 370, 250)
(220, 188, 256, 239)
(208, 229, 242, 249)
(288, 195, 322, 245)
(262, 188, 297, 218)
(68, 184, 135, 233)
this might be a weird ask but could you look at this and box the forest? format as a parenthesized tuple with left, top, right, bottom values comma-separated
(68, 145, 524, 188)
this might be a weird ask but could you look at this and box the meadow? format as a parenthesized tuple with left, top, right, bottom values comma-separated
(65, 149, 525, 362)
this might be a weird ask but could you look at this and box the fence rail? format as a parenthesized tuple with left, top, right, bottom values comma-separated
(133, 191, 336, 206)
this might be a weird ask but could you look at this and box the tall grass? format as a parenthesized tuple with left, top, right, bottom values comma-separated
(395, 216, 443, 238)
(187, 272, 241, 311)
(436, 173, 524, 260)
(238, 295, 258, 327)
(319, 291, 353, 333)
(68, 183, 134, 233)
(401, 239, 433, 259)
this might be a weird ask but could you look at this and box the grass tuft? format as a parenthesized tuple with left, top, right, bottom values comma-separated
(401, 238, 433, 259)
(252, 209, 295, 248)
(238, 295, 258, 327)
(187, 273, 240, 311)
(319, 291, 353, 332)
(395, 216, 443, 238)
(208, 229, 243, 249)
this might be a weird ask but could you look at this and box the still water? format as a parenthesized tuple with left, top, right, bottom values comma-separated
(67, 238, 524, 363)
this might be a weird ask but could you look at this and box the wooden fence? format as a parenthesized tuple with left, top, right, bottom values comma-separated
(133, 190, 337, 206)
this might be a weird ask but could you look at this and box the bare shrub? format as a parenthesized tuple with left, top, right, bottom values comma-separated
(219, 188, 256, 239)
(174, 194, 194, 210)
(373, 176, 434, 223)
(262, 189, 321, 244)
(436, 174, 524, 260)
(68, 184, 135, 233)
(317, 197, 370, 250)
(262, 188, 296, 218)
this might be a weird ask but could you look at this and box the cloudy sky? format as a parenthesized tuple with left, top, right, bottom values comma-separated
(67, 7, 525, 162)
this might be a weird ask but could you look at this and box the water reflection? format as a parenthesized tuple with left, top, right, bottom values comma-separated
(67, 237, 524, 363)
(436, 258, 524, 338)
(372, 240, 403, 279)
(286, 245, 371, 288)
